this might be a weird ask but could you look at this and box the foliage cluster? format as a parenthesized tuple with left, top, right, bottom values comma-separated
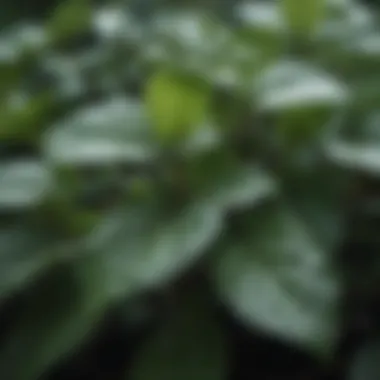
(0, 0, 379, 379)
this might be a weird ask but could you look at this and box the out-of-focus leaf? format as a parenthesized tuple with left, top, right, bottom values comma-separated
(150, 10, 231, 59)
(212, 202, 340, 354)
(255, 60, 349, 112)
(347, 32, 380, 58)
(198, 163, 278, 213)
(145, 70, 211, 143)
(236, 2, 284, 63)
(282, 0, 327, 36)
(181, 121, 222, 156)
(88, 200, 223, 298)
(0, 225, 56, 302)
(47, 0, 91, 44)
(325, 140, 380, 176)
(129, 289, 228, 380)
(237, 2, 285, 34)
(142, 10, 235, 82)
(93, 5, 143, 43)
(0, 161, 52, 210)
(44, 97, 158, 166)
(284, 165, 349, 253)
(325, 111, 380, 176)
(349, 340, 380, 380)
(0, 92, 58, 140)
(0, 256, 108, 380)
(316, 1, 375, 47)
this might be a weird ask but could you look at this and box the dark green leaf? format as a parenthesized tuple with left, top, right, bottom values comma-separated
(200, 164, 278, 212)
(0, 225, 55, 301)
(212, 203, 340, 354)
(88, 200, 223, 297)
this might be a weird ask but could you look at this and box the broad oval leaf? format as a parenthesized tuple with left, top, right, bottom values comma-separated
(325, 140, 380, 177)
(44, 97, 158, 166)
(128, 290, 228, 380)
(212, 203, 340, 354)
(88, 200, 224, 298)
(0, 161, 52, 210)
(255, 60, 349, 112)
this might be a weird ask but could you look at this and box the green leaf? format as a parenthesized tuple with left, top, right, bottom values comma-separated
(212, 202, 340, 354)
(281, 0, 327, 36)
(255, 61, 348, 112)
(0, 92, 58, 140)
(286, 172, 347, 253)
(145, 70, 211, 143)
(199, 164, 278, 213)
(181, 121, 222, 157)
(128, 290, 228, 380)
(0, 225, 56, 301)
(0, 161, 52, 210)
(43, 97, 158, 166)
(0, 256, 108, 380)
(47, 0, 91, 44)
(145, 11, 232, 72)
(88, 200, 223, 298)
(93, 6, 143, 43)
(237, 2, 285, 33)
(325, 140, 380, 177)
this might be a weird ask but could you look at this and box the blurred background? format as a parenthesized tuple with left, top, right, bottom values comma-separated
(0, 1, 380, 380)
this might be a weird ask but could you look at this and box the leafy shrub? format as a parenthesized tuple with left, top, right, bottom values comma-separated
(0, 0, 379, 379)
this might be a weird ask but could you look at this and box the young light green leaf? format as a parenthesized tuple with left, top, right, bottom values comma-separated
(0, 256, 109, 380)
(88, 201, 224, 298)
(128, 290, 228, 380)
(212, 203, 340, 354)
(44, 97, 158, 166)
(47, 0, 91, 43)
(145, 70, 211, 143)
(281, 0, 327, 36)
(0, 161, 52, 210)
